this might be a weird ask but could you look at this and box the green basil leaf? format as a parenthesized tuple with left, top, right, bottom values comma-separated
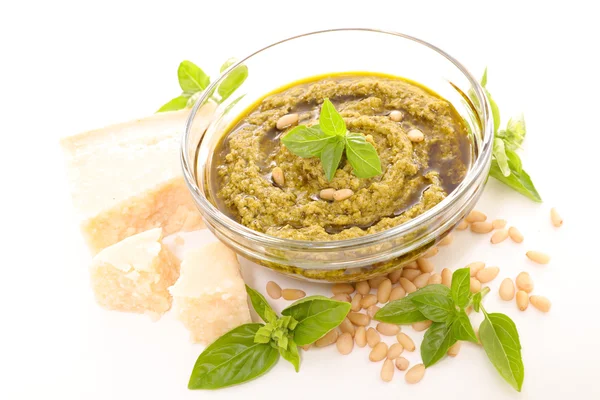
(319, 98, 346, 136)
(246, 285, 277, 323)
(451, 268, 471, 309)
(218, 64, 248, 102)
(481, 67, 488, 88)
(479, 312, 524, 392)
(345, 132, 382, 179)
(408, 284, 451, 299)
(421, 322, 457, 367)
(374, 297, 427, 324)
(281, 296, 351, 346)
(484, 87, 500, 134)
(281, 125, 335, 158)
(493, 137, 511, 177)
(505, 148, 522, 174)
(472, 291, 483, 313)
(220, 57, 238, 73)
(504, 114, 526, 150)
(320, 137, 345, 181)
(411, 292, 455, 323)
(279, 337, 300, 372)
(178, 60, 210, 94)
(188, 323, 279, 389)
(157, 94, 190, 113)
(490, 160, 542, 202)
(452, 310, 478, 343)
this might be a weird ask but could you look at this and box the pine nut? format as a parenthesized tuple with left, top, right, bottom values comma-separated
(276, 113, 299, 130)
(387, 343, 404, 359)
(266, 281, 282, 299)
(319, 188, 335, 201)
(441, 268, 452, 287)
(423, 246, 439, 258)
(395, 357, 409, 371)
(466, 210, 487, 223)
(403, 261, 419, 269)
(516, 290, 529, 311)
(550, 208, 563, 227)
(417, 257, 434, 273)
(360, 294, 378, 308)
(388, 269, 403, 284)
(412, 320, 432, 331)
(377, 279, 392, 303)
(348, 312, 370, 326)
(413, 273, 431, 288)
(355, 326, 367, 347)
(331, 293, 351, 302)
(447, 341, 461, 357)
(367, 305, 380, 318)
(492, 219, 507, 229)
(438, 234, 453, 246)
(340, 317, 356, 337)
(390, 110, 403, 122)
(377, 322, 400, 336)
(516, 271, 534, 293)
(491, 229, 509, 244)
(396, 332, 415, 351)
(333, 188, 354, 201)
(336, 332, 354, 355)
(407, 128, 424, 142)
(315, 329, 338, 347)
(509, 226, 524, 243)
(465, 306, 473, 315)
(456, 220, 469, 230)
(476, 267, 499, 283)
(402, 268, 421, 281)
(499, 278, 515, 301)
(366, 327, 381, 348)
(368, 276, 387, 288)
(282, 288, 305, 300)
(389, 286, 406, 301)
(399, 278, 417, 294)
(428, 273, 442, 285)
(381, 359, 395, 382)
(332, 283, 354, 295)
(272, 167, 285, 186)
(300, 344, 311, 351)
(405, 364, 425, 384)
(470, 278, 481, 293)
(471, 221, 494, 233)
(351, 293, 362, 312)
(526, 251, 550, 265)
(356, 281, 371, 295)
(467, 261, 485, 276)
(530, 295, 551, 312)
(369, 342, 388, 362)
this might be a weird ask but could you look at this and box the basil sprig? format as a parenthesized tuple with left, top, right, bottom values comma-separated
(281, 98, 382, 181)
(188, 285, 350, 390)
(158, 58, 247, 113)
(375, 267, 524, 391)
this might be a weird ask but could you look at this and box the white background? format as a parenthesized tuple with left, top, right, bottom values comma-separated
(1, 1, 599, 399)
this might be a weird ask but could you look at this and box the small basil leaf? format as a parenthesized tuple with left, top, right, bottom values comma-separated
(452, 310, 478, 344)
(505, 148, 522, 174)
(246, 285, 277, 323)
(188, 323, 279, 389)
(504, 114, 526, 150)
(178, 60, 210, 94)
(319, 98, 346, 136)
(157, 94, 190, 113)
(481, 67, 488, 88)
(220, 57, 238, 73)
(493, 137, 511, 177)
(281, 296, 351, 346)
(281, 125, 335, 158)
(479, 312, 524, 392)
(421, 322, 457, 367)
(472, 291, 482, 313)
(490, 161, 542, 203)
(320, 137, 345, 181)
(451, 268, 471, 309)
(279, 337, 300, 372)
(345, 132, 382, 179)
(218, 64, 248, 102)
(411, 292, 455, 323)
(374, 297, 427, 324)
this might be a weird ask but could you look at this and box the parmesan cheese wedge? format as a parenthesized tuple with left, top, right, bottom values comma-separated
(169, 241, 251, 344)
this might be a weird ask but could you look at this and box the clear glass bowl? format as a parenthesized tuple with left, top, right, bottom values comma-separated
(182, 28, 493, 282)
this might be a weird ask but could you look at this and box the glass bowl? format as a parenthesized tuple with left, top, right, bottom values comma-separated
(182, 28, 493, 282)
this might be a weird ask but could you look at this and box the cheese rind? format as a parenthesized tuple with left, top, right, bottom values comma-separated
(169, 241, 251, 344)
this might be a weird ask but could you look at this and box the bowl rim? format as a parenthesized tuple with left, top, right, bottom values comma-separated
(181, 27, 493, 250)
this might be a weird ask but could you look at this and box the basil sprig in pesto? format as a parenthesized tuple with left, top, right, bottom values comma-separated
(375, 268, 524, 392)
(281, 98, 383, 181)
(188, 285, 350, 390)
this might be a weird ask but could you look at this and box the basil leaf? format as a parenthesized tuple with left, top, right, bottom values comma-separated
(281, 125, 335, 158)
(220, 57, 238, 73)
(484, 87, 500, 134)
(374, 297, 427, 324)
(490, 160, 542, 203)
(279, 337, 300, 372)
(411, 292, 455, 323)
(421, 322, 457, 367)
(246, 285, 277, 323)
(178, 60, 210, 94)
(479, 312, 524, 392)
(281, 296, 351, 346)
(320, 137, 345, 181)
(472, 291, 483, 313)
(504, 114, 526, 150)
(493, 137, 510, 177)
(345, 132, 383, 179)
(408, 284, 451, 299)
(218, 64, 248, 102)
(451, 268, 471, 309)
(319, 98, 346, 136)
(481, 67, 488, 88)
(188, 323, 279, 389)
(156, 94, 190, 113)
(505, 148, 522, 174)
(452, 310, 478, 343)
